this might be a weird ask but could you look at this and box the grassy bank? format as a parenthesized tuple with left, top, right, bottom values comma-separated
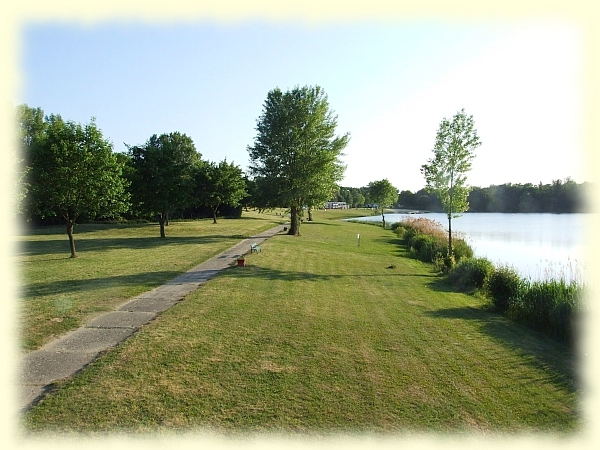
(22, 211, 578, 434)
(389, 217, 585, 346)
(17, 210, 286, 352)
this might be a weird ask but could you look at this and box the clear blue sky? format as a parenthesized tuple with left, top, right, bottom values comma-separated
(18, 17, 584, 192)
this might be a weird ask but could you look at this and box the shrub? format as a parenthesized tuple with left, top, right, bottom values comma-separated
(486, 265, 524, 313)
(447, 257, 495, 291)
(452, 238, 474, 261)
(418, 235, 447, 263)
(394, 226, 407, 239)
(390, 222, 402, 231)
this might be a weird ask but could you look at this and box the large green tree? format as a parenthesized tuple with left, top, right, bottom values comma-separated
(368, 179, 398, 228)
(421, 108, 481, 261)
(195, 159, 247, 223)
(15, 105, 46, 217)
(247, 85, 348, 235)
(26, 113, 129, 257)
(127, 132, 202, 238)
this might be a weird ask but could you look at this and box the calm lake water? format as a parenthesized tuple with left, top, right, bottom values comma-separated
(350, 212, 594, 282)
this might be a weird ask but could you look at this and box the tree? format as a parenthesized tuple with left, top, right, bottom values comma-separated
(127, 132, 202, 238)
(196, 159, 247, 223)
(247, 85, 349, 235)
(421, 108, 481, 262)
(27, 114, 129, 257)
(368, 179, 398, 228)
(354, 191, 365, 208)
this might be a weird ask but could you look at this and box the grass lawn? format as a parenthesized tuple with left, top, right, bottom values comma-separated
(17, 210, 286, 352)
(21, 209, 579, 434)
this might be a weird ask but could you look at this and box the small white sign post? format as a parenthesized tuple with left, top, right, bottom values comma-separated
(357, 233, 360, 246)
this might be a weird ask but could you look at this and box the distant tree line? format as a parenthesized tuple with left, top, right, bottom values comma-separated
(398, 179, 591, 213)
(332, 179, 591, 214)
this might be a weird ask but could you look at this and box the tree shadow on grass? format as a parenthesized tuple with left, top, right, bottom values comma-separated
(301, 221, 341, 226)
(19, 235, 245, 257)
(424, 305, 579, 394)
(22, 270, 183, 299)
(425, 277, 461, 293)
(20, 222, 155, 236)
(220, 265, 437, 284)
(376, 236, 415, 258)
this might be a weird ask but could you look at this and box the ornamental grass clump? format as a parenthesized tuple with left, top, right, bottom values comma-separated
(393, 217, 472, 266)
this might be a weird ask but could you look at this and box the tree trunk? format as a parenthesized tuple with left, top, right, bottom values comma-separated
(66, 220, 77, 258)
(289, 206, 300, 235)
(158, 212, 166, 238)
(381, 209, 386, 228)
(307, 207, 313, 221)
(212, 206, 218, 224)
(447, 213, 453, 257)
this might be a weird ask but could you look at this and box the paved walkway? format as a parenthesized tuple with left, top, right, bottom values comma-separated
(18, 223, 288, 412)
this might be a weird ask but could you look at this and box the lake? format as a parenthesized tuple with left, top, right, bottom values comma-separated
(349, 212, 593, 282)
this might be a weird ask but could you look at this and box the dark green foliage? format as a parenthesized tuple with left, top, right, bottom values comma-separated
(507, 279, 582, 343)
(451, 238, 474, 260)
(195, 159, 247, 224)
(486, 265, 524, 313)
(126, 132, 202, 237)
(447, 257, 495, 291)
(415, 235, 447, 262)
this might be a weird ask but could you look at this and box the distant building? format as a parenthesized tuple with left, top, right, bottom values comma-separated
(325, 201, 348, 209)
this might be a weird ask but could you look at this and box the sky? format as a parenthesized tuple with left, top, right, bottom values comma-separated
(17, 16, 585, 193)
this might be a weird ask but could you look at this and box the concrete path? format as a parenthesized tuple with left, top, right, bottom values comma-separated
(18, 223, 288, 412)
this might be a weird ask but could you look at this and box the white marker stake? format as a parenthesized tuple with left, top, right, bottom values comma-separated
(357, 233, 360, 246)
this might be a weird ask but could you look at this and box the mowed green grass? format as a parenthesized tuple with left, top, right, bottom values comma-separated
(23, 210, 579, 434)
(17, 211, 286, 351)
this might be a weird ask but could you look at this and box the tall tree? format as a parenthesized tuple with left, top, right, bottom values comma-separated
(247, 85, 348, 235)
(27, 114, 129, 257)
(16, 105, 46, 219)
(127, 132, 202, 238)
(368, 179, 398, 228)
(421, 108, 481, 262)
(195, 159, 247, 223)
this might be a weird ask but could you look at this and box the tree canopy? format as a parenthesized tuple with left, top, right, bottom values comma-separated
(15, 105, 45, 216)
(195, 159, 247, 223)
(247, 85, 348, 235)
(24, 111, 129, 257)
(421, 108, 481, 260)
(126, 132, 202, 237)
(368, 179, 399, 227)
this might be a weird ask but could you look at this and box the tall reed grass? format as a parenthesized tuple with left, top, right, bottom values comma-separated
(391, 217, 473, 269)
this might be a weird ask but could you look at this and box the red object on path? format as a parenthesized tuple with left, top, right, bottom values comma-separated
(237, 258, 246, 267)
